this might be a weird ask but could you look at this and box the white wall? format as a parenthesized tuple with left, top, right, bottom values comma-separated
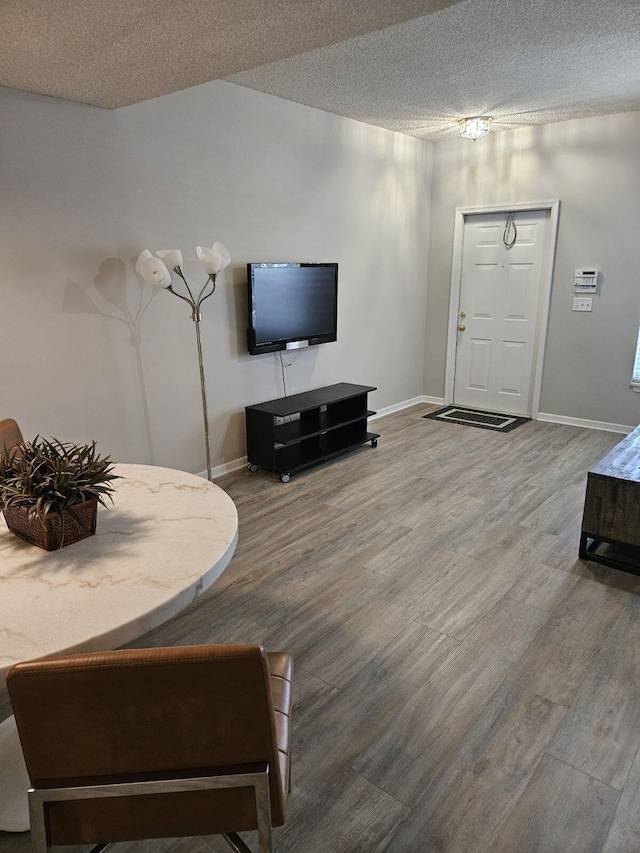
(0, 82, 432, 472)
(426, 112, 640, 427)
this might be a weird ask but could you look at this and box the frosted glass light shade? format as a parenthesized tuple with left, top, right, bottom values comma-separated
(156, 249, 184, 270)
(135, 249, 154, 275)
(140, 256, 172, 287)
(196, 246, 223, 276)
(212, 242, 231, 271)
(459, 116, 492, 140)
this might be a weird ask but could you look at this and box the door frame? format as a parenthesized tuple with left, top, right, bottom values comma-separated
(444, 200, 560, 418)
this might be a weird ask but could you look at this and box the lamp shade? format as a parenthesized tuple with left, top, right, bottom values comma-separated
(459, 116, 492, 140)
(156, 249, 184, 271)
(139, 255, 172, 288)
(135, 249, 154, 275)
(212, 242, 231, 271)
(196, 246, 223, 276)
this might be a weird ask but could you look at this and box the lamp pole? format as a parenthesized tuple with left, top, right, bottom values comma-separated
(169, 268, 217, 482)
(192, 309, 212, 481)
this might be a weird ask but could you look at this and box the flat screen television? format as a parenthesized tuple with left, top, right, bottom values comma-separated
(247, 262, 338, 355)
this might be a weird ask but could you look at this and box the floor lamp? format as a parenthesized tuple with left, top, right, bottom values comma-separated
(136, 243, 231, 482)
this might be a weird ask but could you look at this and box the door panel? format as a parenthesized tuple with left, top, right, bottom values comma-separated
(512, 222, 538, 245)
(468, 339, 491, 390)
(499, 340, 526, 395)
(477, 225, 501, 246)
(471, 265, 498, 318)
(453, 210, 549, 416)
(505, 264, 533, 320)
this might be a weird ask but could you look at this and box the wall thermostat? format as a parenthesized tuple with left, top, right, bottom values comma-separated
(573, 269, 599, 293)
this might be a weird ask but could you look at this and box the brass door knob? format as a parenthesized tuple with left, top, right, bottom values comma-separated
(459, 311, 467, 318)
(457, 324, 466, 331)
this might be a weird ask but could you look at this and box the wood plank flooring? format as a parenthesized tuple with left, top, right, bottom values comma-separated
(2, 405, 639, 853)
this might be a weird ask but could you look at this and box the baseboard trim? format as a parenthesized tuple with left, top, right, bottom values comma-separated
(371, 395, 444, 420)
(198, 456, 248, 481)
(536, 412, 633, 435)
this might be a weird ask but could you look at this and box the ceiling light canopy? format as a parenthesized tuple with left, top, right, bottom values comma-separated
(459, 116, 492, 140)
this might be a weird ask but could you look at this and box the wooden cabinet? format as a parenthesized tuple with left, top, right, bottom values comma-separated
(245, 383, 379, 481)
(580, 424, 640, 575)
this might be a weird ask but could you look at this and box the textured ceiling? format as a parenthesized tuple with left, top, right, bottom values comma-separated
(0, 0, 463, 109)
(229, 0, 640, 140)
(1, 0, 639, 140)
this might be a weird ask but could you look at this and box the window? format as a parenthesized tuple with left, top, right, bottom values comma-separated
(632, 326, 640, 392)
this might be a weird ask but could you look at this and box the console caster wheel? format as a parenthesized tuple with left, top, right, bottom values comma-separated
(371, 439, 378, 448)
(248, 464, 259, 473)
(279, 473, 291, 483)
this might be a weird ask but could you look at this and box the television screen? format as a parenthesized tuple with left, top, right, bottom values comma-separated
(247, 263, 338, 355)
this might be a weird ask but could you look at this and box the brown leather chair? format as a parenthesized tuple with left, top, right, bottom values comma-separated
(0, 418, 24, 457)
(7, 644, 293, 853)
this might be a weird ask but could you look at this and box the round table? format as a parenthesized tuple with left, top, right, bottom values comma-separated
(0, 464, 238, 833)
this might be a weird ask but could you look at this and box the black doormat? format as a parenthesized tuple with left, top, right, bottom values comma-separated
(423, 406, 530, 432)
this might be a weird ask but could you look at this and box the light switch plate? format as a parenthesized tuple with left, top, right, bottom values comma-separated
(573, 297, 592, 312)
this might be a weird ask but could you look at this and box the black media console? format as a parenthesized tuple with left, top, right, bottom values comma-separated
(245, 383, 379, 482)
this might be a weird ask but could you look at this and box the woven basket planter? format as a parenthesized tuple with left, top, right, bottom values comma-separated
(3, 499, 98, 551)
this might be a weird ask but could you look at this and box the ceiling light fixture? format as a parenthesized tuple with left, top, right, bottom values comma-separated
(459, 116, 492, 141)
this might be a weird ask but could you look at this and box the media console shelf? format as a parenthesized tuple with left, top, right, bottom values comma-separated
(245, 383, 379, 482)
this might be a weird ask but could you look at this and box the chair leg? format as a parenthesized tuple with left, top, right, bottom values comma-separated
(222, 768, 273, 853)
(254, 771, 273, 853)
(222, 833, 254, 853)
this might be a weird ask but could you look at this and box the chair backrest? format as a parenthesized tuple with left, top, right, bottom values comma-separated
(7, 644, 287, 844)
(0, 418, 23, 456)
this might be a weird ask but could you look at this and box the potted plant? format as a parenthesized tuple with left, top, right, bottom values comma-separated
(0, 436, 119, 551)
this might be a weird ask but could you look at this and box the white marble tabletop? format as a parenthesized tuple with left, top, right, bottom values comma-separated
(0, 463, 238, 833)
(0, 463, 238, 681)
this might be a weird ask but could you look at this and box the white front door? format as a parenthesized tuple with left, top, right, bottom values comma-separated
(453, 209, 550, 416)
